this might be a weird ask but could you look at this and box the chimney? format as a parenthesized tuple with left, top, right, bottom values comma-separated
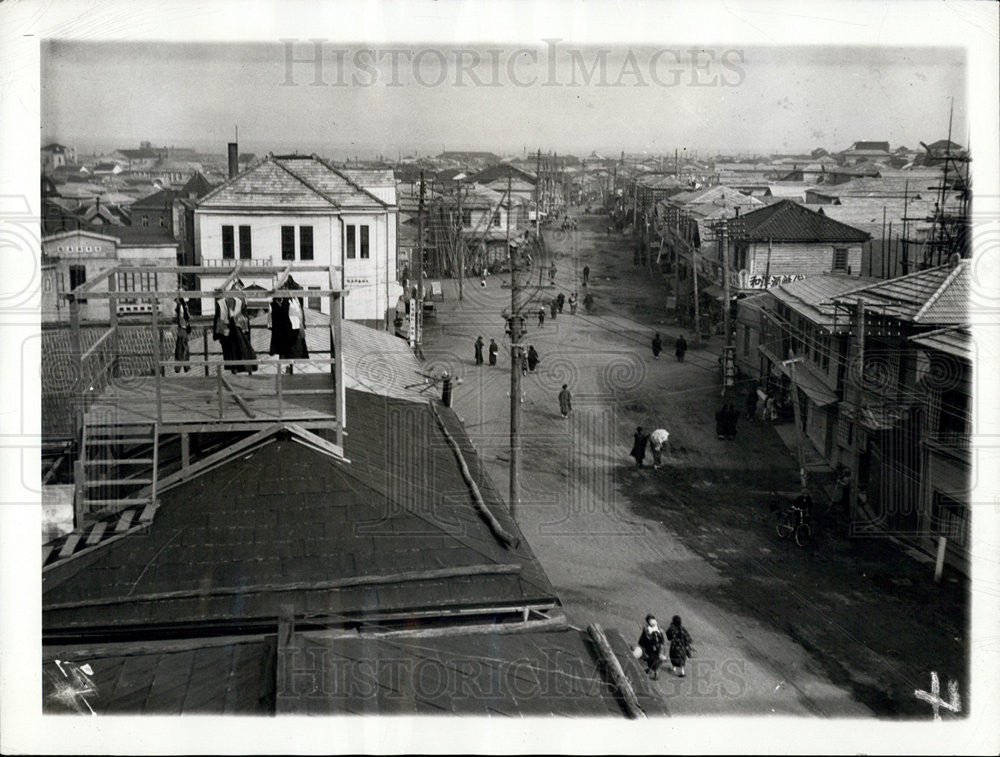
(228, 143, 239, 179)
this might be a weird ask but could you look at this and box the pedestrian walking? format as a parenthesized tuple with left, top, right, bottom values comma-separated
(765, 393, 777, 422)
(519, 348, 529, 377)
(674, 334, 687, 362)
(649, 428, 669, 469)
(549, 298, 558, 319)
(488, 338, 499, 366)
(538, 307, 545, 327)
(723, 403, 739, 441)
(569, 292, 578, 314)
(582, 265, 590, 286)
(556, 292, 565, 313)
(558, 384, 572, 419)
(652, 332, 663, 360)
(635, 614, 666, 680)
(474, 335, 484, 365)
(666, 615, 694, 677)
(527, 345, 539, 372)
(583, 292, 594, 312)
(549, 262, 557, 283)
(832, 466, 852, 513)
(630, 426, 649, 469)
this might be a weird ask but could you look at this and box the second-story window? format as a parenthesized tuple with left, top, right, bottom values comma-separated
(833, 247, 848, 272)
(299, 226, 314, 261)
(221, 225, 234, 259)
(239, 225, 252, 259)
(281, 226, 295, 260)
(346, 225, 356, 259)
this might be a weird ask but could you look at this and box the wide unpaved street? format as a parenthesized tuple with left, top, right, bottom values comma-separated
(422, 211, 967, 717)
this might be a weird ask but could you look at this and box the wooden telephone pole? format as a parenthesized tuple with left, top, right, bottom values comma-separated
(783, 353, 809, 490)
(415, 171, 425, 353)
(507, 166, 521, 522)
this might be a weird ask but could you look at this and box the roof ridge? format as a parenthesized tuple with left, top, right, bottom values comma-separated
(912, 259, 967, 322)
(311, 155, 389, 207)
(834, 262, 951, 300)
(271, 157, 342, 208)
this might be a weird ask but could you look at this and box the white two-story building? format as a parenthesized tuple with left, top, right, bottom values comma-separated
(194, 154, 400, 328)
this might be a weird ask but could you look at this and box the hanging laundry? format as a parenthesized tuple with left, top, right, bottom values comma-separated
(221, 282, 257, 374)
(174, 297, 192, 373)
(268, 274, 309, 365)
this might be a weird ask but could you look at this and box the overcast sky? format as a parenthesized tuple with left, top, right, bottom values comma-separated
(42, 40, 966, 159)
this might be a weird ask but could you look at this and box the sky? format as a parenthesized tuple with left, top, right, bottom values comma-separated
(41, 40, 967, 160)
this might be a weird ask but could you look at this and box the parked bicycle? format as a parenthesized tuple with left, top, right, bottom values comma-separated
(776, 503, 811, 547)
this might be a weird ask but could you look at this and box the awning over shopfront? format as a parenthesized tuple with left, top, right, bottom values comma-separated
(774, 360, 838, 407)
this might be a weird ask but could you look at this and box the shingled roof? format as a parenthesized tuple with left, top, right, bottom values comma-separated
(834, 260, 969, 325)
(730, 199, 871, 243)
(197, 155, 389, 211)
(42, 390, 558, 641)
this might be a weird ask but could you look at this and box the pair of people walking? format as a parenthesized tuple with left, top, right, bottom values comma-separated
(630, 427, 669, 469)
(474, 336, 500, 366)
(715, 403, 740, 441)
(636, 614, 694, 680)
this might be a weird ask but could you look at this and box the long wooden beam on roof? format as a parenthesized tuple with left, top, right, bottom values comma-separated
(43, 564, 524, 612)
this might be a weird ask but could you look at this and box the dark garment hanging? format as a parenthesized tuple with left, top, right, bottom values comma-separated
(225, 296, 257, 373)
(269, 298, 309, 359)
(213, 298, 234, 363)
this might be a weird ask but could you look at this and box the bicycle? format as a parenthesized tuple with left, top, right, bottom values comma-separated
(776, 504, 811, 547)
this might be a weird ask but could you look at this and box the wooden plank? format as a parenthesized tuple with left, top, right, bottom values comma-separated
(42, 545, 54, 564)
(218, 374, 257, 418)
(85, 521, 108, 546)
(85, 458, 154, 465)
(115, 510, 136, 532)
(58, 532, 83, 559)
(138, 501, 158, 522)
(44, 563, 524, 612)
(587, 623, 645, 720)
(85, 479, 153, 486)
(83, 498, 152, 507)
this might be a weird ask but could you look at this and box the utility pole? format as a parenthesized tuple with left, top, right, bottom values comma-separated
(690, 220, 701, 346)
(534, 149, 541, 241)
(507, 166, 521, 523)
(783, 354, 808, 490)
(721, 220, 732, 345)
(415, 171, 425, 353)
(850, 297, 866, 534)
(456, 184, 464, 301)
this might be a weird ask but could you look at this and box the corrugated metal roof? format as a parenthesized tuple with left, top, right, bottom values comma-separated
(730, 200, 870, 243)
(909, 326, 972, 360)
(770, 274, 880, 328)
(834, 261, 969, 324)
(43, 390, 558, 634)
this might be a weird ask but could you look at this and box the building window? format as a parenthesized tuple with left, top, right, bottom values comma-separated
(833, 247, 848, 272)
(141, 215, 149, 227)
(491, 211, 501, 228)
(461, 209, 472, 227)
(299, 226, 314, 261)
(159, 217, 166, 228)
(308, 285, 321, 311)
(281, 225, 295, 260)
(346, 225, 356, 259)
(239, 225, 252, 259)
(360, 226, 370, 259)
(69, 264, 87, 303)
(222, 225, 234, 259)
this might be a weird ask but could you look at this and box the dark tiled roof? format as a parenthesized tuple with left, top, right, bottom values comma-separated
(770, 274, 880, 328)
(180, 171, 215, 199)
(105, 226, 177, 246)
(43, 638, 275, 714)
(468, 163, 536, 185)
(198, 155, 387, 210)
(130, 188, 177, 210)
(43, 390, 558, 636)
(909, 326, 972, 360)
(730, 199, 871, 243)
(278, 627, 664, 716)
